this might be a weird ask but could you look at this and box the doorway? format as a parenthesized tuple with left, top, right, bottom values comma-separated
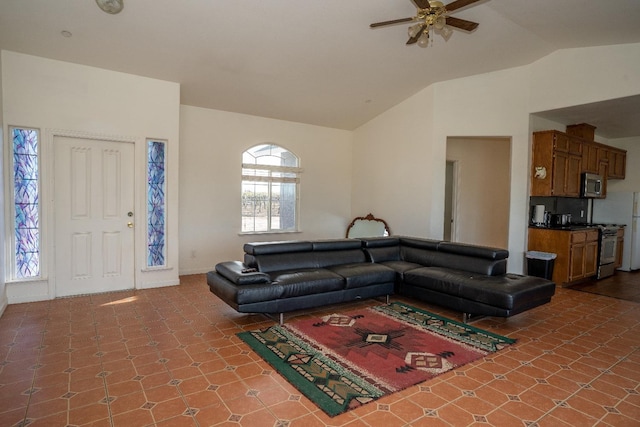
(445, 137, 511, 249)
(54, 136, 135, 297)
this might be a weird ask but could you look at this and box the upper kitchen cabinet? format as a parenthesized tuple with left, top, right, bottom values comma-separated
(532, 126, 627, 198)
(566, 122, 626, 180)
(532, 130, 582, 197)
(607, 147, 626, 179)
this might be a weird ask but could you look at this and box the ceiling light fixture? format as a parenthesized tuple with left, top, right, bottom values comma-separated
(407, 1, 453, 47)
(371, 0, 481, 48)
(95, 0, 124, 15)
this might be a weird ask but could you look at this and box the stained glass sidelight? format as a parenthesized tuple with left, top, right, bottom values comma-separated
(147, 140, 166, 267)
(12, 128, 40, 278)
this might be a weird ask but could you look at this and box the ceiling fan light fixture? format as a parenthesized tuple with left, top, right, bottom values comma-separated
(408, 23, 422, 38)
(417, 31, 430, 48)
(95, 0, 124, 15)
(370, 0, 482, 48)
(440, 26, 453, 40)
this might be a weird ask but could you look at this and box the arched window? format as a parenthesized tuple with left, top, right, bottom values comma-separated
(242, 144, 301, 233)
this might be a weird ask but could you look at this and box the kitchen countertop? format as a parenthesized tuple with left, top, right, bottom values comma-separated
(529, 224, 602, 231)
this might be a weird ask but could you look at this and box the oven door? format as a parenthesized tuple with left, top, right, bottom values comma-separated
(599, 234, 617, 265)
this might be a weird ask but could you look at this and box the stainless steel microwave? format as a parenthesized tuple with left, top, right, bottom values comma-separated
(581, 173, 604, 198)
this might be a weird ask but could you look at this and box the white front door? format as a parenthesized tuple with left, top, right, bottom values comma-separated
(54, 137, 135, 297)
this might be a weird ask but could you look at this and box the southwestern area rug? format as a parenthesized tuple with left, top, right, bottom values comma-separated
(237, 302, 516, 416)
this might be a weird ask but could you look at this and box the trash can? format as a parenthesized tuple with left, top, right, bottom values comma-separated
(526, 251, 557, 280)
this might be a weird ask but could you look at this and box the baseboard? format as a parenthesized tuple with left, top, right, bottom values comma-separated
(0, 294, 7, 319)
(136, 278, 180, 290)
(177, 268, 210, 276)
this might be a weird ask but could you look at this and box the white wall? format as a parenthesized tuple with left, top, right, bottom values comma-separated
(179, 105, 353, 274)
(354, 66, 531, 272)
(351, 86, 436, 237)
(529, 44, 640, 113)
(353, 42, 640, 274)
(0, 51, 6, 316)
(447, 137, 511, 248)
(1, 51, 181, 302)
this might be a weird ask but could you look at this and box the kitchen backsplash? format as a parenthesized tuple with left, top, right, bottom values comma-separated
(530, 196, 590, 224)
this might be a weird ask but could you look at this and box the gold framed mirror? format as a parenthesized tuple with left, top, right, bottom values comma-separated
(346, 213, 391, 238)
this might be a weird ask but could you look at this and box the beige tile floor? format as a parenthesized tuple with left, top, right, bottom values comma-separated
(0, 273, 638, 426)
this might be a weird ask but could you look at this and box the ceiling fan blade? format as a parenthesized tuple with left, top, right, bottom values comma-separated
(370, 17, 415, 28)
(413, 0, 431, 9)
(445, 16, 479, 31)
(445, 0, 482, 12)
(406, 25, 426, 45)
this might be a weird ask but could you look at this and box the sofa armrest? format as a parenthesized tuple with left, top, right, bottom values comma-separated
(215, 261, 271, 285)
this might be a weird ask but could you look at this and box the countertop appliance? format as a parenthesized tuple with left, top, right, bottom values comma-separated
(593, 191, 640, 271)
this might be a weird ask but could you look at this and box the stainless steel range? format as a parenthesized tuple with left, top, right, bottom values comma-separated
(596, 225, 619, 279)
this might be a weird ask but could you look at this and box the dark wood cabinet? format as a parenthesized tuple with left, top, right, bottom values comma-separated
(528, 228, 599, 286)
(582, 142, 599, 174)
(532, 130, 626, 198)
(532, 131, 582, 197)
(607, 148, 626, 179)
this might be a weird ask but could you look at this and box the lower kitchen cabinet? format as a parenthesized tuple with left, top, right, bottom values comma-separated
(528, 228, 599, 286)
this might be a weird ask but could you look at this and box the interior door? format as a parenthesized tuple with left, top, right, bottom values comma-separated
(444, 161, 456, 242)
(54, 137, 135, 297)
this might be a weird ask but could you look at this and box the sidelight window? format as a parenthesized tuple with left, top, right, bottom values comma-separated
(10, 127, 41, 279)
(147, 140, 166, 267)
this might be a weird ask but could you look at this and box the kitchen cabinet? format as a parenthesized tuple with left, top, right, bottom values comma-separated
(532, 130, 627, 198)
(582, 141, 600, 174)
(598, 159, 609, 197)
(607, 148, 626, 179)
(532, 131, 583, 197)
(615, 228, 625, 269)
(528, 228, 599, 286)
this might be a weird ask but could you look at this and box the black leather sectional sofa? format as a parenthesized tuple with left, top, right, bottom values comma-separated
(206, 236, 556, 323)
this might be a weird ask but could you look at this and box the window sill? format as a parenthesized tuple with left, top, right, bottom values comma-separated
(141, 265, 174, 273)
(238, 230, 302, 236)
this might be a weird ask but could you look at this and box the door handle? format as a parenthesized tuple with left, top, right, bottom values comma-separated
(127, 222, 134, 228)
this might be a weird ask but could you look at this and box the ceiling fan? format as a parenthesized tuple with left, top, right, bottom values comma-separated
(370, 0, 483, 47)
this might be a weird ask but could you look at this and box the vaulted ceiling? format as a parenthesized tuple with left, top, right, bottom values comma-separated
(2, 0, 640, 135)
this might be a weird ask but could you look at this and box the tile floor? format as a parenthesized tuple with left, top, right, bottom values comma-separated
(569, 270, 640, 303)
(0, 273, 639, 427)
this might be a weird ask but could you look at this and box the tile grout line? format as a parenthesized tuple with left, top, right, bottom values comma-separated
(14, 307, 43, 427)
(134, 291, 203, 427)
(531, 309, 637, 426)
(90, 294, 116, 427)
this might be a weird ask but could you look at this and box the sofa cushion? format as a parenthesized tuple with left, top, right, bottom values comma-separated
(311, 239, 362, 251)
(244, 240, 313, 255)
(399, 237, 441, 251)
(363, 245, 400, 263)
(400, 245, 440, 266)
(314, 249, 367, 268)
(437, 241, 509, 260)
(427, 252, 507, 276)
(359, 237, 400, 248)
(404, 267, 555, 310)
(379, 260, 423, 277)
(268, 269, 345, 298)
(215, 261, 270, 285)
(328, 263, 396, 289)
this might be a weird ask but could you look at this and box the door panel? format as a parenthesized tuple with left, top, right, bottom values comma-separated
(55, 137, 135, 297)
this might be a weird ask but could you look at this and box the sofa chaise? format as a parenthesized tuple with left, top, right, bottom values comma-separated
(206, 236, 555, 323)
